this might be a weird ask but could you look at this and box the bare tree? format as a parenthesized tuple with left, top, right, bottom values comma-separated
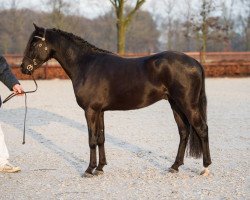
(109, 0, 145, 54)
(191, 0, 229, 61)
(162, 0, 175, 50)
(0, 0, 25, 53)
(200, 0, 213, 59)
(220, 0, 235, 51)
(47, 0, 71, 29)
(126, 9, 159, 53)
(182, 0, 193, 51)
(239, 0, 250, 50)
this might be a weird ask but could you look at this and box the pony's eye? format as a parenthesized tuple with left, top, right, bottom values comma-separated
(39, 43, 42, 47)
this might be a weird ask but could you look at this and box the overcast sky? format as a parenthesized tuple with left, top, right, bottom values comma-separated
(0, 0, 247, 20)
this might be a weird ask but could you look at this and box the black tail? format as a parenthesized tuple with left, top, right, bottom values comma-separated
(187, 67, 207, 158)
(187, 126, 202, 158)
(199, 72, 207, 122)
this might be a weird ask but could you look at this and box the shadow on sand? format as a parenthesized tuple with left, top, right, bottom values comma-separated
(0, 107, 174, 175)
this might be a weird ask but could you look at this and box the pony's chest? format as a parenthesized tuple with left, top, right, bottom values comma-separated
(74, 80, 109, 109)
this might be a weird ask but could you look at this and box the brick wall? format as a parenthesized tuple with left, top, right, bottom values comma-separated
(6, 52, 250, 79)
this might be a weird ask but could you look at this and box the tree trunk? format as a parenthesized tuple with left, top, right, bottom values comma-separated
(117, 22, 126, 55)
(110, 0, 145, 55)
(116, 0, 125, 55)
(201, 0, 208, 63)
(201, 23, 207, 63)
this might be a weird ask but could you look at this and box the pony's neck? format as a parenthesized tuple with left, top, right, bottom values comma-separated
(48, 36, 78, 80)
(47, 29, 111, 81)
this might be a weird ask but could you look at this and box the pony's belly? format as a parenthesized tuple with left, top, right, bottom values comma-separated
(103, 92, 166, 111)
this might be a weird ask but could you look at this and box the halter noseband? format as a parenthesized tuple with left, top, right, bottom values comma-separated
(25, 28, 48, 72)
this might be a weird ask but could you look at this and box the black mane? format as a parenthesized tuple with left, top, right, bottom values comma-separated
(50, 28, 113, 54)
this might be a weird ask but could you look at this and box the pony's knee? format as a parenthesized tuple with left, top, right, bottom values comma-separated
(97, 129, 105, 146)
(89, 136, 97, 149)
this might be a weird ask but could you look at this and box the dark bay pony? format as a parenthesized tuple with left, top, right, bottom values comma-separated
(21, 24, 211, 177)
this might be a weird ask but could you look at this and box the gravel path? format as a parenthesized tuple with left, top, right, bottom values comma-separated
(0, 78, 249, 200)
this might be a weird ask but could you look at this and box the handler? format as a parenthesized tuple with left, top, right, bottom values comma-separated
(0, 55, 23, 173)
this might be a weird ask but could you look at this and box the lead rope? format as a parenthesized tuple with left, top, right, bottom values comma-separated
(3, 75, 38, 144)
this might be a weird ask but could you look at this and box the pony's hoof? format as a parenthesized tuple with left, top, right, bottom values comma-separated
(93, 170, 104, 176)
(82, 172, 94, 178)
(200, 168, 209, 176)
(168, 167, 178, 173)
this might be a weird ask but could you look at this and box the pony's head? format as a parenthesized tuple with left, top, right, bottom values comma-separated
(21, 24, 52, 75)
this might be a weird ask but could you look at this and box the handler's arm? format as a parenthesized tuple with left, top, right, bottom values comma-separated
(0, 56, 23, 93)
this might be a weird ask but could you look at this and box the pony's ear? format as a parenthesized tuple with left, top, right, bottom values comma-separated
(33, 23, 40, 30)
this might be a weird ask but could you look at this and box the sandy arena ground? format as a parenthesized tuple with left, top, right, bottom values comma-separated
(0, 78, 249, 199)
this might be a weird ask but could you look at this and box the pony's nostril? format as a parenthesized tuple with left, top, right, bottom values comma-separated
(20, 66, 30, 75)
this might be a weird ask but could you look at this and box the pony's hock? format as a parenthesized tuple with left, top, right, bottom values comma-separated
(20, 24, 211, 177)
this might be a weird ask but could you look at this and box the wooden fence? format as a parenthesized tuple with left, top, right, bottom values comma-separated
(4, 52, 250, 79)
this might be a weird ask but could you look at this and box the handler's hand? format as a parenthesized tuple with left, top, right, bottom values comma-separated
(13, 84, 24, 95)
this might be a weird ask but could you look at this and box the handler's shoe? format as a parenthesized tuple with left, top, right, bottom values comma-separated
(0, 163, 21, 173)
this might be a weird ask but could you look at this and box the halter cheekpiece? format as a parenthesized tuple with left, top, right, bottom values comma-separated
(25, 28, 47, 72)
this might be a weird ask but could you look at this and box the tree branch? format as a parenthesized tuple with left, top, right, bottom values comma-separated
(109, 0, 118, 9)
(124, 0, 145, 26)
(110, 0, 121, 19)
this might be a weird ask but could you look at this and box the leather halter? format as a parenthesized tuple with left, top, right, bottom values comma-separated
(25, 28, 48, 72)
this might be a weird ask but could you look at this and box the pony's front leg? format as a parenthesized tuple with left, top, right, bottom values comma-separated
(83, 109, 98, 178)
(93, 111, 107, 176)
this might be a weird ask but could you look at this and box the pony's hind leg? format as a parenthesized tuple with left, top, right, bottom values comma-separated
(186, 107, 211, 176)
(169, 100, 190, 173)
(93, 111, 107, 176)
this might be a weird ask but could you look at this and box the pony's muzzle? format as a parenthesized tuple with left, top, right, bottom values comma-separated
(20, 63, 33, 75)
